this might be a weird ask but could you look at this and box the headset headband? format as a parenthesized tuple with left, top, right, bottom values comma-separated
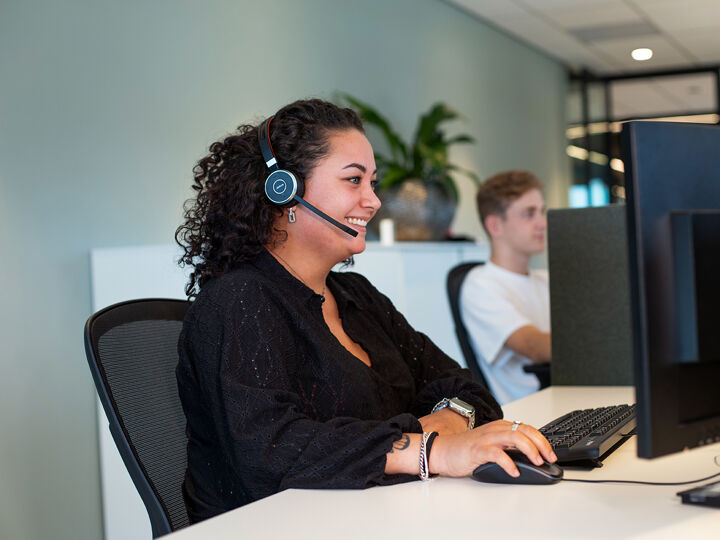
(258, 117, 279, 171)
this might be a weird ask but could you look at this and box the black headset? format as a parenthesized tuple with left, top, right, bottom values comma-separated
(257, 116, 358, 237)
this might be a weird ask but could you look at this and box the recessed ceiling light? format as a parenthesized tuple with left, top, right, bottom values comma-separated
(631, 48, 653, 61)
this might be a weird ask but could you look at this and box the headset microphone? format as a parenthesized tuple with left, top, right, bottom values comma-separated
(258, 117, 358, 238)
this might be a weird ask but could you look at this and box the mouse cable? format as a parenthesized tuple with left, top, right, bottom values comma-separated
(561, 448, 720, 486)
(562, 471, 720, 486)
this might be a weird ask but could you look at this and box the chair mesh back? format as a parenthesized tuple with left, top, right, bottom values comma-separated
(446, 262, 488, 387)
(97, 316, 190, 532)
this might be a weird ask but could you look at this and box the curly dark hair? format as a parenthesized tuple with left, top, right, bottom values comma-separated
(176, 98, 364, 297)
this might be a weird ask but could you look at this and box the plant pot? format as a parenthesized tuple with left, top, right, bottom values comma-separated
(372, 179, 456, 241)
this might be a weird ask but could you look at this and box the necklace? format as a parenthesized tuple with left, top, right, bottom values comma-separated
(269, 250, 326, 302)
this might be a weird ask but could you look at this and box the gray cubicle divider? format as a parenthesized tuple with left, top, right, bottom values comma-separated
(548, 205, 633, 386)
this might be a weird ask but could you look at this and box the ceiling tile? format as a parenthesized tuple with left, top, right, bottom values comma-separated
(540, 1, 645, 29)
(484, 10, 624, 70)
(568, 21, 659, 42)
(629, 0, 720, 31)
(446, 0, 720, 74)
(518, 0, 614, 11)
(446, 0, 528, 19)
(668, 27, 720, 63)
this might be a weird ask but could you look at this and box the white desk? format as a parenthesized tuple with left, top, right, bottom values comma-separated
(166, 386, 720, 540)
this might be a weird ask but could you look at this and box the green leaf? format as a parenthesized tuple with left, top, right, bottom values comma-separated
(415, 103, 459, 147)
(340, 95, 479, 197)
(342, 94, 408, 165)
(380, 165, 413, 189)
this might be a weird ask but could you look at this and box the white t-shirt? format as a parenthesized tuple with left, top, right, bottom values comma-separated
(459, 261, 550, 405)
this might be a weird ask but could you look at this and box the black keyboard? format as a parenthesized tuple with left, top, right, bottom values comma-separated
(539, 404, 636, 465)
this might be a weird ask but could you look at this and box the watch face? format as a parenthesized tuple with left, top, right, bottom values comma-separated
(449, 397, 474, 415)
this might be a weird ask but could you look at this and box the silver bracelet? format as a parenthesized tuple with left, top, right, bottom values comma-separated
(418, 432, 431, 481)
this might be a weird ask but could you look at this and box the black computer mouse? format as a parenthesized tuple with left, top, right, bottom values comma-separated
(472, 449, 563, 485)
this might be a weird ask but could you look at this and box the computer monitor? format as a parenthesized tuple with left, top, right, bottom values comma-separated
(622, 121, 720, 459)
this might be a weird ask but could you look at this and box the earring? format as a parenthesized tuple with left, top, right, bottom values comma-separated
(288, 207, 296, 223)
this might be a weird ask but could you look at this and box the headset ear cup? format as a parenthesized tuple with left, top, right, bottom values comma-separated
(265, 169, 298, 205)
(294, 175, 305, 199)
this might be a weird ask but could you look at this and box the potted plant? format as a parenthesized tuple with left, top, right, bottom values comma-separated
(342, 94, 479, 241)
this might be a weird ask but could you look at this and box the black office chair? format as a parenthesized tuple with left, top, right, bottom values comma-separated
(523, 361, 551, 389)
(446, 262, 551, 391)
(84, 298, 191, 537)
(446, 261, 490, 387)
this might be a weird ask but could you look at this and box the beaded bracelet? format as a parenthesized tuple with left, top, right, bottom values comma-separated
(418, 431, 439, 481)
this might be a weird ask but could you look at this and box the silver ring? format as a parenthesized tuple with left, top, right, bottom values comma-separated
(511, 420, 522, 431)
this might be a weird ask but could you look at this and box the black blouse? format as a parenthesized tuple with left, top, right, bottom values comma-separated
(176, 249, 502, 522)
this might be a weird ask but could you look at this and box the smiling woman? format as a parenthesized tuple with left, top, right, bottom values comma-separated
(174, 99, 556, 524)
(276, 127, 380, 271)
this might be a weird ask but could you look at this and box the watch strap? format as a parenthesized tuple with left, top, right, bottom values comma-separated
(432, 397, 475, 430)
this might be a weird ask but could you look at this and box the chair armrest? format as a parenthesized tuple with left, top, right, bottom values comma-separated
(523, 363, 551, 389)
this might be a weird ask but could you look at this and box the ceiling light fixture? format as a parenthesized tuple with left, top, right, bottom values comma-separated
(631, 48, 653, 61)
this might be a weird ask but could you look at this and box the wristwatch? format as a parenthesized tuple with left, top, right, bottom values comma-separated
(432, 397, 475, 430)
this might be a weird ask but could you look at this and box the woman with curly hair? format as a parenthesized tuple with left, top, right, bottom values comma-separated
(175, 98, 556, 523)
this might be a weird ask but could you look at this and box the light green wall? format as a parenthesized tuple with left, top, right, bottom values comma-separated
(0, 1, 567, 538)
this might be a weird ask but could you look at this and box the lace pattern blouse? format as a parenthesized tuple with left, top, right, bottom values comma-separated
(176, 249, 502, 522)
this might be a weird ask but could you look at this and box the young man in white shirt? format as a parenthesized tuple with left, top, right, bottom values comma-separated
(460, 170, 550, 405)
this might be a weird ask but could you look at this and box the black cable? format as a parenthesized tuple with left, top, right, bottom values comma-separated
(559, 440, 720, 486)
(563, 470, 720, 486)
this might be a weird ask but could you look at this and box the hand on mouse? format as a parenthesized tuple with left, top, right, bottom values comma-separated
(428, 420, 558, 478)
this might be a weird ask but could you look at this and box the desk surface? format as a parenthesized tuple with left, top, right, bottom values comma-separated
(167, 387, 720, 540)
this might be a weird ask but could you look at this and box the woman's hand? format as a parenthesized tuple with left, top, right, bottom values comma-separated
(429, 420, 557, 478)
(418, 408, 469, 435)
